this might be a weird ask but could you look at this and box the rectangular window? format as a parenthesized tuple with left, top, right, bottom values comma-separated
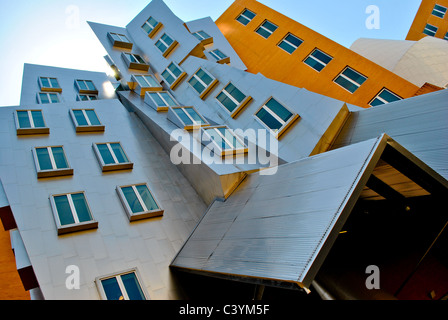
(192, 30, 213, 45)
(278, 33, 303, 54)
(187, 68, 219, 99)
(75, 79, 98, 95)
(50, 192, 97, 235)
(236, 9, 256, 26)
(37, 92, 60, 104)
(142, 16, 162, 38)
(117, 183, 163, 221)
(145, 91, 178, 112)
(209, 49, 230, 64)
(77, 94, 98, 101)
(369, 88, 402, 107)
(432, 4, 447, 18)
(161, 62, 187, 90)
(255, 20, 278, 39)
(155, 33, 178, 57)
(107, 32, 133, 50)
(96, 269, 148, 300)
(203, 126, 248, 157)
(69, 109, 105, 132)
(303, 49, 333, 72)
(255, 97, 299, 138)
(445, 32, 448, 40)
(215, 82, 252, 117)
(423, 24, 438, 37)
(39, 77, 62, 93)
(170, 106, 209, 130)
(131, 75, 163, 96)
(121, 53, 150, 72)
(93, 142, 133, 172)
(334, 67, 367, 93)
(15, 110, 49, 135)
(33, 146, 73, 178)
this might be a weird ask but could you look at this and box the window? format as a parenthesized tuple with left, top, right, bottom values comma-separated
(117, 183, 163, 221)
(255, 97, 299, 138)
(423, 24, 438, 37)
(75, 79, 98, 95)
(33, 146, 73, 178)
(142, 16, 162, 38)
(334, 67, 367, 93)
(209, 49, 230, 64)
(278, 33, 303, 54)
(161, 62, 187, 89)
(155, 33, 178, 57)
(445, 32, 448, 40)
(14, 110, 49, 135)
(69, 109, 105, 132)
(121, 53, 150, 72)
(236, 9, 256, 26)
(37, 92, 60, 104)
(39, 77, 61, 92)
(96, 269, 148, 300)
(202, 126, 248, 157)
(49, 192, 98, 235)
(131, 74, 162, 96)
(303, 49, 333, 72)
(215, 82, 252, 117)
(187, 68, 219, 99)
(93, 142, 133, 172)
(145, 91, 178, 112)
(255, 20, 278, 39)
(432, 4, 447, 18)
(369, 88, 402, 107)
(107, 32, 133, 50)
(192, 31, 213, 45)
(77, 94, 98, 101)
(170, 106, 209, 130)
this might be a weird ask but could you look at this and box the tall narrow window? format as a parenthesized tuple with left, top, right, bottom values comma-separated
(121, 53, 150, 72)
(75, 80, 98, 95)
(187, 68, 219, 99)
(96, 269, 148, 300)
(145, 91, 178, 112)
(142, 16, 162, 38)
(209, 49, 230, 64)
(255, 20, 278, 39)
(15, 110, 49, 135)
(236, 9, 256, 26)
(155, 33, 178, 57)
(255, 97, 299, 138)
(93, 142, 133, 172)
(50, 192, 98, 235)
(117, 183, 163, 221)
(445, 32, 448, 40)
(203, 126, 248, 157)
(432, 4, 447, 18)
(303, 49, 333, 72)
(170, 106, 209, 130)
(215, 82, 252, 117)
(131, 75, 163, 96)
(423, 24, 438, 37)
(107, 32, 133, 50)
(334, 67, 367, 93)
(161, 62, 186, 89)
(33, 146, 73, 178)
(278, 33, 303, 54)
(369, 89, 402, 107)
(39, 77, 62, 92)
(69, 109, 105, 132)
(37, 92, 60, 104)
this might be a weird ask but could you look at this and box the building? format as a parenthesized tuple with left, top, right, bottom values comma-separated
(406, 0, 448, 41)
(1, 0, 448, 301)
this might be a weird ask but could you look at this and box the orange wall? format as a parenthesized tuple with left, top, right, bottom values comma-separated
(216, 0, 420, 108)
(0, 228, 30, 300)
(406, 0, 448, 41)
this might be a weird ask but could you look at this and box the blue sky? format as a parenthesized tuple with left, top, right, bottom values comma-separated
(0, 0, 422, 107)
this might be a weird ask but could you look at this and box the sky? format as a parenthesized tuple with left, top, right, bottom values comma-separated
(0, 0, 422, 107)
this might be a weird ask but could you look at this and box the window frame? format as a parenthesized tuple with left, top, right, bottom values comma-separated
(333, 67, 368, 94)
(38, 77, 62, 93)
(277, 33, 303, 54)
(130, 74, 163, 96)
(169, 106, 210, 130)
(49, 191, 98, 235)
(32, 146, 73, 178)
(155, 33, 178, 58)
(69, 108, 105, 133)
(107, 32, 133, 50)
(369, 88, 402, 107)
(116, 183, 164, 222)
(208, 49, 230, 64)
(303, 48, 333, 72)
(141, 16, 163, 38)
(144, 91, 179, 112)
(255, 20, 278, 39)
(187, 67, 219, 99)
(423, 23, 438, 37)
(75, 79, 98, 95)
(76, 94, 98, 101)
(192, 30, 213, 45)
(202, 126, 248, 157)
(95, 268, 149, 300)
(215, 82, 252, 118)
(236, 8, 256, 26)
(92, 142, 134, 172)
(444, 32, 448, 40)
(432, 4, 447, 18)
(161, 62, 187, 90)
(14, 109, 49, 135)
(121, 52, 150, 72)
(254, 97, 299, 139)
(37, 92, 61, 104)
